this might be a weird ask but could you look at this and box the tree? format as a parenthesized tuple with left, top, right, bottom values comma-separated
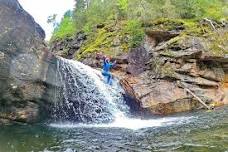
(117, 0, 129, 19)
(172, 0, 200, 19)
(161, 0, 179, 18)
(64, 10, 73, 17)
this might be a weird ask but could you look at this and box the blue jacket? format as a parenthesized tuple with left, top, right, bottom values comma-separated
(102, 59, 114, 73)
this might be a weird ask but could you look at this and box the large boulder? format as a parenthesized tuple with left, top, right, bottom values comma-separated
(120, 72, 225, 115)
(120, 76, 198, 115)
(0, 0, 59, 123)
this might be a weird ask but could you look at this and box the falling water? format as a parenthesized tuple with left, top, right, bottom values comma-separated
(50, 57, 194, 130)
(53, 57, 129, 123)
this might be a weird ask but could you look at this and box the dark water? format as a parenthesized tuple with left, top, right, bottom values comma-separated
(1, 106, 228, 152)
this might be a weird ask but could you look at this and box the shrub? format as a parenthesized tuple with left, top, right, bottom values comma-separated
(51, 16, 76, 40)
(124, 20, 145, 47)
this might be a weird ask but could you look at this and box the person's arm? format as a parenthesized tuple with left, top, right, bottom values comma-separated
(111, 60, 117, 67)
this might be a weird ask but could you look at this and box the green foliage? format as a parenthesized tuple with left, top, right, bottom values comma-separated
(51, 0, 227, 45)
(161, 0, 179, 18)
(172, 0, 200, 19)
(76, 21, 131, 59)
(209, 30, 228, 56)
(124, 20, 144, 47)
(117, 0, 129, 18)
(73, 0, 115, 32)
(51, 16, 76, 40)
(60, 0, 227, 31)
(117, 0, 128, 10)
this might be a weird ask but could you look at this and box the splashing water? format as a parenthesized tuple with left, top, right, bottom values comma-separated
(53, 57, 129, 123)
(50, 116, 194, 130)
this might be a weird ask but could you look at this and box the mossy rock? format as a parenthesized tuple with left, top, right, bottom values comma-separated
(208, 29, 228, 57)
(143, 18, 184, 30)
(75, 21, 131, 60)
(143, 18, 215, 37)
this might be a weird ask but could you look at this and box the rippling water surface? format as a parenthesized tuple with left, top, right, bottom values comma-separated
(1, 106, 228, 152)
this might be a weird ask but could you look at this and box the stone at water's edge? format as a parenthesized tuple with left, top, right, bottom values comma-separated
(0, 0, 60, 123)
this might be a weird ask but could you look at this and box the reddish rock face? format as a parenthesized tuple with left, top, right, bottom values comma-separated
(119, 74, 195, 115)
(221, 74, 228, 105)
(80, 30, 227, 116)
(120, 73, 226, 115)
(117, 29, 228, 115)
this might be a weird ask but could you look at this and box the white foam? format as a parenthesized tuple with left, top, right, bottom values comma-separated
(61, 58, 128, 117)
(50, 115, 194, 130)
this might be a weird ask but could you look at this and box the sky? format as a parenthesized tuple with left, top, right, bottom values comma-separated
(18, 0, 75, 40)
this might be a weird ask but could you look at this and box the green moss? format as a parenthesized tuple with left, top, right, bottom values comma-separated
(160, 49, 176, 57)
(161, 64, 176, 78)
(208, 30, 228, 56)
(144, 18, 215, 37)
(150, 57, 176, 78)
(76, 21, 131, 60)
(76, 29, 111, 59)
(143, 18, 184, 31)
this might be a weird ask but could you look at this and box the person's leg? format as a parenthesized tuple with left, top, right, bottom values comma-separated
(102, 71, 109, 84)
(107, 73, 112, 85)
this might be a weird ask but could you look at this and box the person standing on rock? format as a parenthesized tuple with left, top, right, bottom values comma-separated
(97, 52, 116, 85)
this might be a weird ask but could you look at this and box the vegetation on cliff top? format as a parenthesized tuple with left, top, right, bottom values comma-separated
(50, 0, 228, 58)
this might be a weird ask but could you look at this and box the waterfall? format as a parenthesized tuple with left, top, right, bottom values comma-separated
(51, 57, 194, 130)
(53, 57, 129, 123)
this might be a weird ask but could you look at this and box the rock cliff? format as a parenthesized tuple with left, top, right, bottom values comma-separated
(0, 0, 60, 123)
(119, 19, 228, 115)
(53, 18, 228, 115)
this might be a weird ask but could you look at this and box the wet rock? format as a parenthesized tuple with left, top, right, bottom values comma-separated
(114, 54, 128, 64)
(221, 74, 228, 105)
(160, 48, 202, 59)
(0, 102, 39, 123)
(175, 73, 219, 87)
